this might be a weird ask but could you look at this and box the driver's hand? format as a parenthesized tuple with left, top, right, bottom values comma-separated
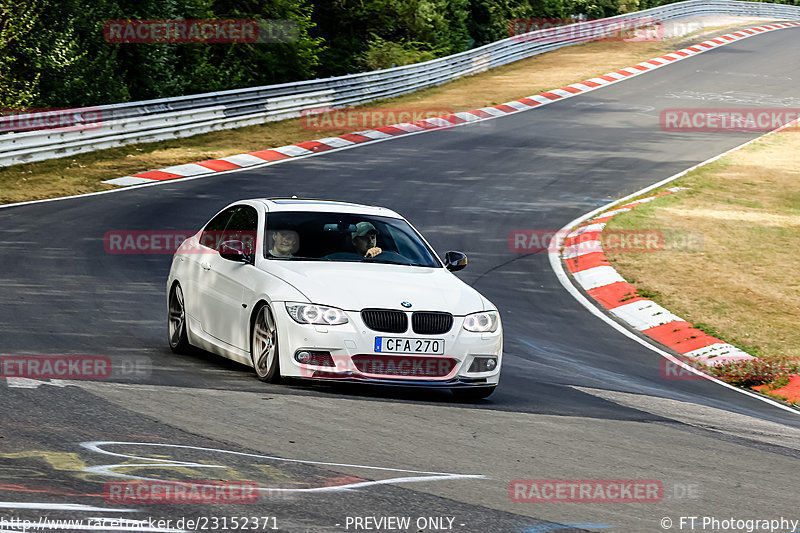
(365, 246, 382, 258)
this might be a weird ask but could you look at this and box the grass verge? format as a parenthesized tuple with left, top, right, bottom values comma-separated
(604, 129, 800, 402)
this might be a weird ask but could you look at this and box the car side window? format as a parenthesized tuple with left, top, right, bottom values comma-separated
(199, 207, 236, 251)
(222, 205, 259, 253)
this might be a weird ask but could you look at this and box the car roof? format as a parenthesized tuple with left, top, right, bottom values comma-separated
(254, 198, 402, 218)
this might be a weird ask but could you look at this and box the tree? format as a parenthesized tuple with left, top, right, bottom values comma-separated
(312, 0, 471, 75)
(180, 0, 324, 94)
(0, 0, 85, 107)
(1, 0, 322, 107)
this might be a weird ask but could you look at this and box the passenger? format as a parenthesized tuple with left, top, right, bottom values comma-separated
(269, 229, 299, 258)
(351, 222, 382, 258)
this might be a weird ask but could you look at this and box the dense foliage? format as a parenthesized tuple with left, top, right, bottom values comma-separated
(0, 0, 321, 107)
(0, 0, 796, 107)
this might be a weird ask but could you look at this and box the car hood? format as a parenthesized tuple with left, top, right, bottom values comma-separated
(261, 261, 487, 313)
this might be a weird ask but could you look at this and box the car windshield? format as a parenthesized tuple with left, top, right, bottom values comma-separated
(263, 212, 441, 267)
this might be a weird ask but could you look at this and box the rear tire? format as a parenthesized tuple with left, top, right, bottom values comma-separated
(168, 283, 190, 354)
(452, 386, 496, 401)
(251, 304, 281, 383)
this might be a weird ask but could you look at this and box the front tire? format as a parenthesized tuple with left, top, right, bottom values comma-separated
(168, 283, 190, 354)
(251, 304, 280, 382)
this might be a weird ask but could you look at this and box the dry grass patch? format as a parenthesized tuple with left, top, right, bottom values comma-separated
(605, 130, 800, 362)
(0, 18, 774, 205)
(374, 39, 669, 110)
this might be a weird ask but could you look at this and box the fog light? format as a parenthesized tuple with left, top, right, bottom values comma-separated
(294, 350, 335, 367)
(468, 356, 497, 373)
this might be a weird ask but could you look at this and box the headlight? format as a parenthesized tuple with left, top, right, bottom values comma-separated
(285, 302, 349, 325)
(462, 311, 498, 332)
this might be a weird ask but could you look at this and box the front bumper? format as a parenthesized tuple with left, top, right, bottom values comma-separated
(298, 374, 495, 389)
(275, 304, 502, 387)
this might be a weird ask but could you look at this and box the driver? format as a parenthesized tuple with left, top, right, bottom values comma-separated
(351, 222, 382, 258)
(269, 229, 299, 258)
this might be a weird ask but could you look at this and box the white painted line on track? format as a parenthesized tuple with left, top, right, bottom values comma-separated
(3, 377, 70, 389)
(80, 441, 485, 493)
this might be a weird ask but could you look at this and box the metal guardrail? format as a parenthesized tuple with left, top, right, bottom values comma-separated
(1, 0, 799, 167)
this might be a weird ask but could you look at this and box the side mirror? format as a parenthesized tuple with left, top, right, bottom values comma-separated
(444, 251, 468, 272)
(219, 240, 254, 265)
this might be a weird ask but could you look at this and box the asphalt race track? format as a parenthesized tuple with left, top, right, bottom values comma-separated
(2, 26, 800, 533)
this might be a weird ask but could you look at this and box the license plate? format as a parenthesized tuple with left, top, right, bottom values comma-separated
(374, 337, 445, 355)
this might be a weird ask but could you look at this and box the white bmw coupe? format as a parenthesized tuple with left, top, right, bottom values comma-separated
(167, 198, 502, 399)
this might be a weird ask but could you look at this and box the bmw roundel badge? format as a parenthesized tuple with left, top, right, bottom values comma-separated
(401, 301, 412, 308)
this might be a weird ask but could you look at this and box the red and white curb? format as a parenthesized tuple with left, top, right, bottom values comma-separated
(561, 186, 756, 367)
(548, 110, 800, 413)
(104, 21, 800, 188)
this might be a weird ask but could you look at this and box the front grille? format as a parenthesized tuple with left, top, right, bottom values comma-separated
(352, 355, 456, 378)
(361, 309, 408, 333)
(412, 312, 453, 335)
